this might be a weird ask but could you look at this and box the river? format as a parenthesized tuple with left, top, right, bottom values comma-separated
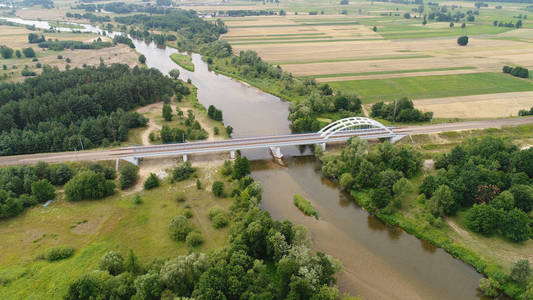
(2, 17, 507, 300)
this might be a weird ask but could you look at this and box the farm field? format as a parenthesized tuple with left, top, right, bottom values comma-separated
(0, 24, 138, 81)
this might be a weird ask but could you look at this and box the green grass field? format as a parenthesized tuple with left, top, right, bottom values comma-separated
(329, 72, 533, 103)
(170, 53, 195, 72)
(0, 164, 232, 299)
(302, 66, 476, 79)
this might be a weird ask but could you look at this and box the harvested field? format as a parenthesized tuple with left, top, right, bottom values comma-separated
(413, 91, 533, 119)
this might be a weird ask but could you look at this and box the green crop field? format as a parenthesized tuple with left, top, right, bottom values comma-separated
(170, 53, 195, 72)
(329, 72, 533, 103)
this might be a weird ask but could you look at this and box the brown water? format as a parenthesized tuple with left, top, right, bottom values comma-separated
(3, 17, 509, 300)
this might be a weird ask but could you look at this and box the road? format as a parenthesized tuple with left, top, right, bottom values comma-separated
(1, 116, 532, 167)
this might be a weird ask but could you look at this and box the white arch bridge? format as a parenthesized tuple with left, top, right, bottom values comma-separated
(120, 117, 405, 165)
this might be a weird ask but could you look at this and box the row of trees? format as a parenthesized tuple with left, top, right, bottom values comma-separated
(371, 98, 433, 122)
(503, 65, 529, 78)
(207, 104, 223, 121)
(65, 164, 345, 299)
(37, 38, 113, 51)
(420, 136, 533, 242)
(0, 64, 175, 155)
(0, 45, 36, 59)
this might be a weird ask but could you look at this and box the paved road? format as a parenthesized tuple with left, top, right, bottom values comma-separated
(1, 117, 532, 167)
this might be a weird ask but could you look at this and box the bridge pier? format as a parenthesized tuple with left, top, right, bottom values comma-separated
(115, 159, 119, 171)
(270, 146, 283, 159)
(320, 143, 326, 151)
(230, 150, 236, 159)
(122, 156, 139, 166)
(183, 154, 188, 162)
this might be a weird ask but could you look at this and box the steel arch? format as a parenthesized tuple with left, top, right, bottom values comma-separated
(318, 117, 392, 139)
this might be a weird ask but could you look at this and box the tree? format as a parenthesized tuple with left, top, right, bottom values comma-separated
(65, 274, 102, 300)
(120, 164, 139, 190)
(510, 185, 533, 213)
(457, 36, 469, 46)
(510, 259, 531, 284)
(144, 173, 160, 190)
(168, 69, 180, 79)
(464, 204, 499, 235)
(22, 47, 36, 58)
(490, 191, 514, 211)
(461, 22, 466, 29)
(501, 208, 531, 242)
(186, 231, 203, 247)
(162, 104, 172, 121)
(15, 49, 21, 58)
(31, 179, 55, 203)
(233, 156, 251, 179)
(370, 187, 392, 209)
(172, 162, 195, 181)
(50, 164, 74, 185)
(138, 54, 146, 64)
(449, 22, 454, 28)
(513, 148, 533, 178)
(64, 171, 115, 201)
(133, 272, 162, 300)
(392, 177, 413, 199)
(339, 173, 354, 190)
(169, 215, 192, 241)
(99, 251, 125, 276)
(125, 249, 142, 275)
(212, 181, 224, 197)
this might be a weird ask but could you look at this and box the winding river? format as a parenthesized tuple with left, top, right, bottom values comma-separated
(2, 17, 509, 299)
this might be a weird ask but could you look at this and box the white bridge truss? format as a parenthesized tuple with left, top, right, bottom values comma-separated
(319, 117, 394, 139)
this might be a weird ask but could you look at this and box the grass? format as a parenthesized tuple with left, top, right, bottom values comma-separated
(293, 194, 318, 219)
(328, 72, 533, 103)
(170, 53, 195, 72)
(0, 163, 232, 299)
(229, 38, 380, 45)
(379, 25, 514, 39)
(301, 66, 477, 79)
(229, 21, 359, 28)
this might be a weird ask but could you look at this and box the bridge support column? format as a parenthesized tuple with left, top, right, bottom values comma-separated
(115, 159, 119, 171)
(389, 134, 406, 144)
(183, 154, 188, 162)
(320, 143, 326, 151)
(122, 157, 139, 166)
(270, 146, 283, 159)
(230, 150, 236, 159)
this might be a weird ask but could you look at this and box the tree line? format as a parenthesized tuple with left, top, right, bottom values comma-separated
(0, 63, 175, 155)
(371, 97, 433, 122)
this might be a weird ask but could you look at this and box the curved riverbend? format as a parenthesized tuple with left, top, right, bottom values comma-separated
(2, 17, 507, 300)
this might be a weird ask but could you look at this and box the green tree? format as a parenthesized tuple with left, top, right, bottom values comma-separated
(31, 179, 55, 203)
(169, 215, 192, 242)
(133, 272, 161, 300)
(429, 185, 456, 216)
(233, 156, 251, 179)
(457, 36, 469, 46)
(513, 148, 533, 177)
(510, 185, 533, 212)
(212, 181, 224, 197)
(65, 274, 102, 300)
(64, 171, 115, 201)
(162, 104, 172, 121)
(22, 47, 36, 58)
(490, 191, 514, 211)
(339, 173, 354, 190)
(168, 69, 180, 80)
(501, 208, 531, 242)
(478, 277, 500, 297)
(370, 187, 392, 209)
(138, 54, 146, 64)
(99, 251, 124, 276)
(510, 259, 531, 284)
(120, 164, 139, 190)
(125, 249, 142, 275)
(186, 231, 203, 247)
(464, 204, 499, 235)
(144, 173, 160, 190)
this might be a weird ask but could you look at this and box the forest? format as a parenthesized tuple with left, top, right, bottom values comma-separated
(0, 64, 175, 155)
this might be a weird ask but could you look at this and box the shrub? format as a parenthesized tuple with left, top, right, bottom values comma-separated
(186, 231, 203, 247)
(510, 259, 531, 284)
(464, 204, 499, 235)
(169, 215, 192, 242)
(172, 162, 195, 181)
(232, 156, 250, 179)
(196, 179, 202, 190)
(31, 179, 55, 203)
(50, 164, 74, 185)
(339, 173, 354, 190)
(183, 209, 193, 218)
(212, 213, 229, 229)
(457, 36, 469, 46)
(293, 194, 318, 219)
(478, 278, 500, 297)
(64, 171, 115, 201)
(370, 187, 392, 209)
(99, 251, 124, 275)
(212, 181, 224, 197)
(133, 194, 143, 205)
(503, 65, 513, 74)
(120, 164, 139, 190)
(144, 173, 160, 190)
(208, 206, 224, 220)
(176, 193, 186, 202)
(40, 246, 75, 261)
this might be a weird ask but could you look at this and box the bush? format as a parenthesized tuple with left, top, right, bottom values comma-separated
(99, 251, 124, 275)
(64, 171, 115, 201)
(40, 246, 75, 261)
(212, 181, 224, 197)
(208, 206, 224, 220)
(133, 194, 143, 205)
(212, 213, 229, 229)
(175, 193, 186, 202)
(50, 164, 74, 185)
(186, 231, 203, 247)
(370, 187, 392, 209)
(172, 162, 195, 181)
(144, 173, 160, 190)
(169, 215, 192, 242)
(457, 36, 469, 46)
(293, 194, 318, 219)
(510, 259, 531, 284)
(478, 278, 500, 297)
(464, 204, 499, 235)
(31, 179, 55, 203)
(503, 65, 529, 78)
(120, 164, 139, 189)
(183, 209, 193, 218)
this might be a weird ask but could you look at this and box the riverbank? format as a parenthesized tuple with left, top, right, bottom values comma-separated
(170, 53, 195, 72)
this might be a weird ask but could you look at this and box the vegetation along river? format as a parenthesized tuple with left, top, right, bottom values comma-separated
(3, 17, 508, 300)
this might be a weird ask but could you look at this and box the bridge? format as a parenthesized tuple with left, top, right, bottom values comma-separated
(119, 117, 402, 165)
